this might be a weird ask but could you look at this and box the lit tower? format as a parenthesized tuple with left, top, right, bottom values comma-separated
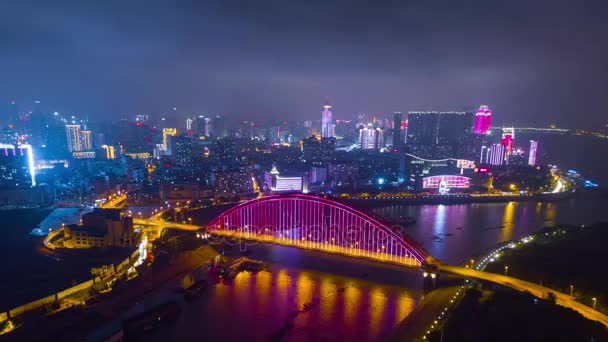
(321, 100, 334, 138)
(65, 124, 82, 152)
(474, 105, 492, 135)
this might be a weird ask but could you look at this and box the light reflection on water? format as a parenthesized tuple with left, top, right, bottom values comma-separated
(373, 194, 608, 263)
(152, 264, 418, 341)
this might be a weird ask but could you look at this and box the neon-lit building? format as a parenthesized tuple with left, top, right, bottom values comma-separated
(489, 143, 505, 165)
(0, 144, 36, 188)
(321, 100, 335, 138)
(528, 140, 538, 166)
(422, 175, 470, 191)
(162, 128, 177, 153)
(480, 144, 505, 166)
(264, 165, 308, 193)
(474, 105, 492, 135)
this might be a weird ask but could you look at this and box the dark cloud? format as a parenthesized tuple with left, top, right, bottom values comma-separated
(0, 0, 607, 127)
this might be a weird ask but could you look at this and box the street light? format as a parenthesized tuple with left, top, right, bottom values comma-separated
(570, 285, 574, 296)
(592, 297, 597, 310)
(470, 259, 474, 268)
(504, 265, 509, 276)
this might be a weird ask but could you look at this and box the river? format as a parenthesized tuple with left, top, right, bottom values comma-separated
(2, 192, 608, 339)
(373, 192, 608, 263)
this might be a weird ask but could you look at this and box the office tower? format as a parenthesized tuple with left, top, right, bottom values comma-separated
(80, 130, 92, 151)
(162, 128, 177, 153)
(528, 140, 538, 166)
(171, 135, 193, 167)
(0, 144, 35, 188)
(359, 125, 384, 150)
(65, 124, 82, 152)
(321, 100, 335, 138)
(474, 105, 492, 134)
(392, 112, 403, 151)
(407, 111, 474, 158)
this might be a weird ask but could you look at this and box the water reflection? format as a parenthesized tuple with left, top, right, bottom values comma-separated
(154, 265, 418, 341)
(373, 194, 608, 263)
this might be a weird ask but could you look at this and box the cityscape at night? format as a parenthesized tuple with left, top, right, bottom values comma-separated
(1, 0, 608, 341)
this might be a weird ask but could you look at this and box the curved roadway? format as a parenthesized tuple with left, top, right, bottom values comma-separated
(439, 265, 608, 327)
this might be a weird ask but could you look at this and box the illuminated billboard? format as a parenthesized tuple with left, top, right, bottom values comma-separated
(456, 159, 476, 169)
(422, 175, 470, 189)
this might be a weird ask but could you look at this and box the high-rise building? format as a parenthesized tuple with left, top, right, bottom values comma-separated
(101, 145, 116, 160)
(81, 130, 92, 151)
(488, 143, 505, 165)
(162, 128, 177, 153)
(321, 100, 334, 138)
(474, 105, 492, 135)
(0, 144, 35, 188)
(171, 135, 193, 167)
(501, 127, 515, 157)
(407, 111, 474, 158)
(359, 125, 384, 150)
(65, 124, 82, 152)
(392, 112, 403, 151)
(528, 140, 538, 166)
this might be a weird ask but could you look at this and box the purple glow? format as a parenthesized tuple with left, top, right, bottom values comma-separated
(474, 105, 492, 135)
(206, 194, 429, 265)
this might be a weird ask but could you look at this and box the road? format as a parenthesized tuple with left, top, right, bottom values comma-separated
(133, 218, 200, 231)
(439, 265, 608, 328)
(388, 285, 460, 342)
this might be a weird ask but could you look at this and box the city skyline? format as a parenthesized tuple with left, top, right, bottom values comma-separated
(1, 0, 608, 128)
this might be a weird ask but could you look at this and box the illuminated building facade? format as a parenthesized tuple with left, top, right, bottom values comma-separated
(359, 125, 384, 150)
(65, 124, 82, 152)
(264, 165, 308, 193)
(486, 143, 505, 165)
(0, 144, 36, 188)
(102, 145, 116, 159)
(473, 105, 492, 134)
(528, 140, 538, 166)
(422, 175, 470, 190)
(162, 128, 177, 153)
(321, 100, 335, 138)
(80, 130, 92, 151)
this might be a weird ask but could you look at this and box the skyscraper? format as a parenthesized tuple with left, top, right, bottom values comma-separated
(528, 140, 538, 166)
(0, 144, 35, 188)
(392, 112, 403, 151)
(81, 130, 92, 151)
(321, 100, 334, 138)
(407, 111, 474, 158)
(474, 105, 492, 135)
(65, 124, 82, 152)
(488, 143, 505, 165)
(162, 128, 177, 153)
(359, 125, 384, 150)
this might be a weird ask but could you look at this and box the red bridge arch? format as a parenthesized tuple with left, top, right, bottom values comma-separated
(206, 194, 430, 267)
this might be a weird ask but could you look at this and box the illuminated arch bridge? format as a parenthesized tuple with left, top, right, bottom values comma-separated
(206, 194, 432, 267)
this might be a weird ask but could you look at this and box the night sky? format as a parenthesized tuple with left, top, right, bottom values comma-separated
(1, 0, 607, 127)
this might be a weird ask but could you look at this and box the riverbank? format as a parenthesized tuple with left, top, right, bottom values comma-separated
(430, 286, 608, 341)
(344, 190, 576, 207)
(483, 223, 608, 315)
